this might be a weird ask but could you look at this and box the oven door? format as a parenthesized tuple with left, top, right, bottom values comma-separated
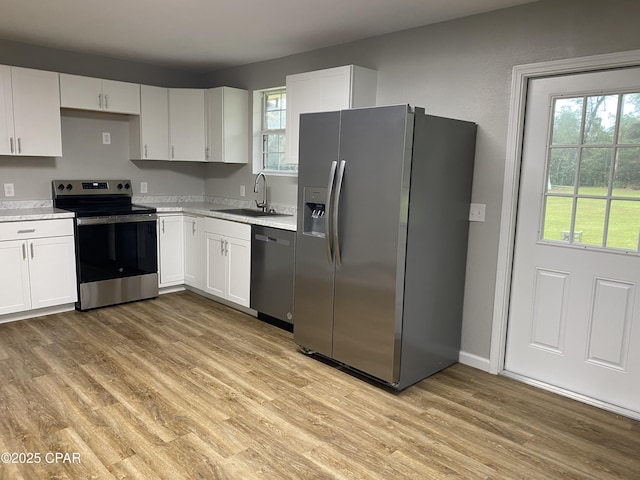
(74, 214, 158, 310)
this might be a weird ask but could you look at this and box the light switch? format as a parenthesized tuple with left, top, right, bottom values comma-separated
(102, 132, 111, 145)
(240, 185, 246, 197)
(140, 182, 148, 194)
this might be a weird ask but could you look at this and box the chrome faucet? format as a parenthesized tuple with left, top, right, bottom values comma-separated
(254, 172, 268, 212)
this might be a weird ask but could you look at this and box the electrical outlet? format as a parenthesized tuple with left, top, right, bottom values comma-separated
(102, 132, 111, 145)
(240, 185, 246, 197)
(140, 182, 148, 194)
(4, 183, 15, 197)
(469, 203, 486, 222)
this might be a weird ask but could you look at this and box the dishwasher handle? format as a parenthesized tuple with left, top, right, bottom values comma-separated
(254, 233, 291, 247)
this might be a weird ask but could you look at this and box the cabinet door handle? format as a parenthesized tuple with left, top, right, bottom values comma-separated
(220, 238, 224, 256)
(192, 221, 196, 235)
(17, 137, 21, 154)
(171, 146, 175, 159)
(98, 93, 102, 109)
(22, 243, 26, 260)
(17, 229, 36, 234)
(30, 242, 34, 259)
(144, 144, 148, 158)
(161, 219, 165, 233)
(9, 137, 14, 154)
(104, 94, 109, 110)
(225, 240, 229, 256)
(205, 147, 209, 159)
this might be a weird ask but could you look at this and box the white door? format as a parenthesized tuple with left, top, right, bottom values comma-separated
(28, 236, 77, 309)
(11, 67, 62, 156)
(158, 215, 184, 287)
(0, 240, 31, 315)
(226, 236, 250, 307)
(140, 85, 169, 160)
(168, 88, 205, 161)
(183, 216, 204, 289)
(102, 79, 140, 114)
(59, 73, 103, 110)
(204, 232, 226, 298)
(0, 65, 15, 155)
(506, 67, 640, 415)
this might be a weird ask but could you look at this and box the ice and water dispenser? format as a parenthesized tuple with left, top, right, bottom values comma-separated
(302, 187, 327, 237)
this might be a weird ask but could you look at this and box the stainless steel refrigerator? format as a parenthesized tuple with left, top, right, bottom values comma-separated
(294, 104, 477, 390)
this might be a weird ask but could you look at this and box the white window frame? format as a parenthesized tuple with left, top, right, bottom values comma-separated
(252, 86, 296, 176)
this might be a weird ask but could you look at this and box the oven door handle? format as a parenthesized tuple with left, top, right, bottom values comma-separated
(76, 213, 158, 226)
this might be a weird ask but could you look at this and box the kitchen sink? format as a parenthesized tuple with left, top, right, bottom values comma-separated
(214, 208, 292, 217)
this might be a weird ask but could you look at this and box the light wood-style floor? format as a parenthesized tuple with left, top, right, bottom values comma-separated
(0, 291, 638, 479)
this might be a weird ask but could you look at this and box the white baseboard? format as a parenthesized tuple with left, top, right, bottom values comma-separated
(459, 351, 491, 372)
(0, 303, 76, 325)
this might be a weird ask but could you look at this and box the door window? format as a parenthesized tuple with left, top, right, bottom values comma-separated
(543, 92, 640, 252)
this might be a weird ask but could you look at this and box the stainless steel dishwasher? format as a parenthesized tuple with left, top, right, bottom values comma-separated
(251, 225, 295, 324)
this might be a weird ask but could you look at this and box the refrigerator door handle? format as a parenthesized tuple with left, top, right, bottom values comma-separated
(325, 160, 338, 264)
(333, 160, 346, 266)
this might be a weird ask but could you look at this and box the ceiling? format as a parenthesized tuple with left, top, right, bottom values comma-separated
(0, 0, 538, 71)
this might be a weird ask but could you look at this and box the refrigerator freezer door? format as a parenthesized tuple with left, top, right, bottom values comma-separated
(332, 105, 413, 384)
(294, 111, 341, 356)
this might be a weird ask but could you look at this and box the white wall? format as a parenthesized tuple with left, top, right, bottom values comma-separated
(204, 0, 640, 361)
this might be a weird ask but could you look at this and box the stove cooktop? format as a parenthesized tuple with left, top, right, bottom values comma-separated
(52, 179, 156, 218)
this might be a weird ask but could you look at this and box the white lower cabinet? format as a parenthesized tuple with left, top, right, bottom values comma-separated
(158, 214, 184, 287)
(0, 219, 77, 316)
(157, 214, 250, 308)
(183, 215, 204, 289)
(204, 217, 250, 307)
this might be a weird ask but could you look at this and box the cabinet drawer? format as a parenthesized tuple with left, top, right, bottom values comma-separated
(205, 217, 250, 241)
(0, 218, 74, 241)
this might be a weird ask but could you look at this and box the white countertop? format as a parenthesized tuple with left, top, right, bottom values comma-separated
(0, 207, 75, 222)
(0, 201, 297, 231)
(142, 202, 298, 231)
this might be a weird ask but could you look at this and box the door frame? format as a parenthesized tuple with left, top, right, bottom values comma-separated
(490, 49, 640, 381)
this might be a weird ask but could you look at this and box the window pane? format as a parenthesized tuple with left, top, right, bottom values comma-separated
(266, 111, 282, 129)
(266, 153, 287, 170)
(583, 95, 619, 144)
(548, 148, 577, 192)
(267, 135, 279, 153)
(543, 196, 573, 242)
(613, 147, 640, 195)
(574, 198, 607, 246)
(607, 200, 640, 250)
(578, 148, 612, 195)
(618, 93, 640, 144)
(265, 92, 282, 111)
(551, 97, 583, 145)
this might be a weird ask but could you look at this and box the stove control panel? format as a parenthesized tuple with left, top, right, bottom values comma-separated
(52, 180, 133, 197)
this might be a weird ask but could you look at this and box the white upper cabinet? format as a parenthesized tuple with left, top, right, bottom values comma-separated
(285, 65, 377, 165)
(169, 88, 206, 162)
(0, 65, 62, 157)
(60, 73, 140, 114)
(131, 85, 170, 160)
(205, 87, 248, 164)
